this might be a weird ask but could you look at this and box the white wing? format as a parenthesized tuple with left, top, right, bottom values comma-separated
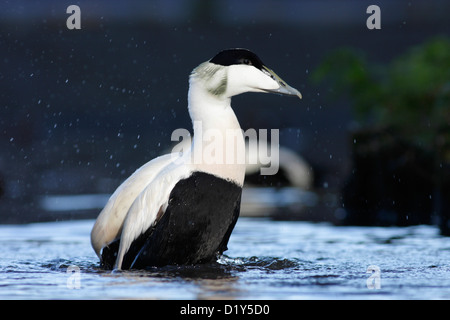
(114, 160, 192, 270)
(90, 153, 175, 257)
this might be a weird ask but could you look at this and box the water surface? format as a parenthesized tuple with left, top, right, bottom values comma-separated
(0, 218, 449, 299)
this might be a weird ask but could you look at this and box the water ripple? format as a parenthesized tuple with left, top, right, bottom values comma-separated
(0, 219, 449, 299)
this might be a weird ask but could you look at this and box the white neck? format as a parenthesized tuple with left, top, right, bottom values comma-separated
(187, 74, 246, 186)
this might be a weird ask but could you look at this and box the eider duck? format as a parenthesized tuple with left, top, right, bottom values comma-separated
(91, 48, 302, 270)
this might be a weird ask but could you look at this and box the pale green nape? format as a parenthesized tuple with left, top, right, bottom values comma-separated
(192, 62, 228, 97)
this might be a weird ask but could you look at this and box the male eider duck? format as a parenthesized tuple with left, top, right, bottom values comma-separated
(91, 48, 302, 270)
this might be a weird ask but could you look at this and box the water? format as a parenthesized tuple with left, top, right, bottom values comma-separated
(0, 218, 449, 300)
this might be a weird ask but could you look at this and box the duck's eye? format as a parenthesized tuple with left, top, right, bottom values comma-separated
(240, 58, 252, 65)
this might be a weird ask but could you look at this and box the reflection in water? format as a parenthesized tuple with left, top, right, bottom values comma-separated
(114, 262, 243, 300)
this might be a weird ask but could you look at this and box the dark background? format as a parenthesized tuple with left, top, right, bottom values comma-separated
(1, 0, 449, 223)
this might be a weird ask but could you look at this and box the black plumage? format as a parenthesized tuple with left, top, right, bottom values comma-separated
(209, 48, 265, 70)
(101, 171, 242, 270)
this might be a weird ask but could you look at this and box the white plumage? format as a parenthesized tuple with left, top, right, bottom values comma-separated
(91, 49, 301, 270)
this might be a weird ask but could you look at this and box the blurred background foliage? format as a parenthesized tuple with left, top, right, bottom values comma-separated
(313, 37, 450, 156)
(313, 36, 450, 231)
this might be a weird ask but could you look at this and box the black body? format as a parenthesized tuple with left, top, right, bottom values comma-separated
(101, 171, 242, 270)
